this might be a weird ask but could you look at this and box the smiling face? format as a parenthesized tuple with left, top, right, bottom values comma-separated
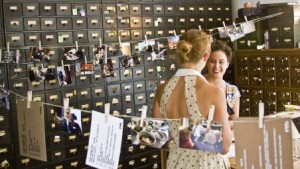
(206, 50, 229, 79)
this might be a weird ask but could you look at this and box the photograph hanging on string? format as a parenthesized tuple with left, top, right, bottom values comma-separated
(138, 40, 155, 53)
(63, 47, 84, 61)
(57, 65, 72, 85)
(100, 58, 114, 77)
(130, 117, 169, 148)
(179, 119, 223, 153)
(29, 47, 51, 62)
(167, 36, 180, 50)
(93, 45, 106, 66)
(76, 62, 94, 75)
(53, 107, 83, 135)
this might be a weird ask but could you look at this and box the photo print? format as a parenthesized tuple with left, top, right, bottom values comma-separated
(167, 36, 180, 50)
(1, 50, 16, 63)
(151, 47, 168, 60)
(63, 47, 84, 61)
(121, 42, 132, 56)
(29, 47, 51, 62)
(138, 40, 155, 53)
(75, 62, 94, 75)
(120, 55, 134, 68)
(179, 118, 223, 153)
(29, 67, 56, 82)
(93, 45, 106, 66)
(100, 58, 114, 77)
(53, 107, 83, 135)
(57, 65, 72, 86)
(107, 44, 123, 57)
(130, 117, 169, 149)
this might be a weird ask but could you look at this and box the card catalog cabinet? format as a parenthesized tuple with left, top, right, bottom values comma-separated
(235, 49, 300, 117)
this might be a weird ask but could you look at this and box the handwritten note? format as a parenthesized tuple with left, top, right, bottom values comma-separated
(17, 100, 47, 161)
(86, 110, 123, 169)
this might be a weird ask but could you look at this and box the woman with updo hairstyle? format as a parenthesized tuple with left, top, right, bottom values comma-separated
(152, 29, 233, 169)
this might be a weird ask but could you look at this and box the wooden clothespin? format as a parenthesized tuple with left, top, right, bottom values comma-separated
(140, 105, 148, 127)
(157, 42, 160, 51)
(104, 103, 110, 123)
(207, 105, 215, 130)
(233, 21, 237, 31)
(6, 42, 10, 54)
(182, 118, 189, 129)
(259, 101, 264, 128)
(75, 41, 79, 51)
(84, 56, 88, 65)
(244, 16, 249, 24)
(173, 30, 177, 37)
(104, 44, 108, 64)
(0, 49, 2, 63)
(38, 40, 42, 50)
(63, 98, 69, 115)
(144, 34, 148, 45)
(27, 91, 32, 109)
(15, 49, 20, 65)
(99, 37, 102, 47)
(199, 25, 202, 30)
(222, 21, 227, 32)
(61, 60, 64, 68)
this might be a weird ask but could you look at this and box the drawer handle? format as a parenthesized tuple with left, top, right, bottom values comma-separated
(0, 159, 9, 168)
(0, 131, 5, 137)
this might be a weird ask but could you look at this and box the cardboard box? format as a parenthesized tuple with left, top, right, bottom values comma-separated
(234, 116, 296, 169)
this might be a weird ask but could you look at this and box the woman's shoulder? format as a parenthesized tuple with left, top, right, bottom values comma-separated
(226, 83, 241, 97)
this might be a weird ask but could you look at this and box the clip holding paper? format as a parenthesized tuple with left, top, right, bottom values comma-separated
(75, 41, 79, 51)
(99, 37, 102, 47)
(199, 25, 202, 30)
(84, 56, 88, 65)
(182, 118, 189, 129)
(244, 16, 249, 24)
(63, 97, 70, 115)
(173, 30, 177, 37)
(27, 91, 32, 109)
(207, 105, 215, 130)
(259, 101, 264, 128)
(61, 60, 64, 68)
(104, 103, 110, 123)
(140, 105, 148, 127)
(144, 34, 148, 45)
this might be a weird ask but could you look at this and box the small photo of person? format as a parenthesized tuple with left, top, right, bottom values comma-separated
(66, 109, 83, 135)
(93, 45, 105, 66)
(57, 65, 72, 86)
(29, 67, 46, 82)
(53, 107, 69, 132)
(179, 119, 223, 153)
(120, 55, 134, 68)
(138, 40, 155, 53)
(167, 36, 180, 50)
(29, 47, 51, 62)
(100, 59, 114, 77)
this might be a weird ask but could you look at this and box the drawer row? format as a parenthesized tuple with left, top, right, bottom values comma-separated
(236, 55, 300, 66)
(236, 75, 300, 87)
(4, 15, 231, 32)
(3, 2, 231, 17)
(237, 66, 300, 77)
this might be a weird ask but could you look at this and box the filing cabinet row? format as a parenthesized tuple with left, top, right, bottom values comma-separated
(3, 2, 231, 17)
(235, 49, 300, 117)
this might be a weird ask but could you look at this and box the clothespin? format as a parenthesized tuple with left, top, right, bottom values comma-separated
(244, 16, 249, 24)
(207, 105, 215, 130)
(15, 49, 20, 64)
(157, 42, 160, 51)
(27, 91, 32, 109)
(75, 41, 79, 51)
(233, 22, 237, 31)
(199, 25, 202, 30)
(140, 105, 148, 127)
(63, 97, 69, 115)
(173, 30, 177, 37)
(61, 60, 64, 68)
(222, 21, 227, 32)
(259, 101, 264, 128)
(104, 103, 110, 123)
(38, 41, 42, 50)
(118, 36, 124, 55)
(182, 118, 189, 129)
(144, 35, 148, 45)
(99, 37, 102, 47)
(84, 56, 87, 65)
(104, 44, 108, 64)
(6, 42, 10, 54)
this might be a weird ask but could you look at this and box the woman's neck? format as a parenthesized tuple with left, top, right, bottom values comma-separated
(205, 75, 225, 86)
(180, 62, 204, 72)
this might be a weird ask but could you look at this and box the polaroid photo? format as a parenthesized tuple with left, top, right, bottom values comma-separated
(120, 56, 134, 68)
(1, 50, 15, 63)
(107, 44, 123, 57)
(138, 40, 155, 53)
(179, 119, 223, 153)
(29, 47, 51, 62)
(66, 109, 83, 135)
(57, 65, 72, 86)
(131, 117, 169, 149)
(63, 47, 84, 61)
(151, 47, 168, 60)
(93, 45, 106, 66)
(121, 42, 131, 56)
(100, 59, 114, 77)
(167, 36, 180, 50)
(29, 67, 46, 82)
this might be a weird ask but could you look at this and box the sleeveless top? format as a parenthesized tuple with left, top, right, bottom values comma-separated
(160, 69, 229, 169)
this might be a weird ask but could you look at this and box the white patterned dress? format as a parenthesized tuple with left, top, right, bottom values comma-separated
(159, 69, 230, 169)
